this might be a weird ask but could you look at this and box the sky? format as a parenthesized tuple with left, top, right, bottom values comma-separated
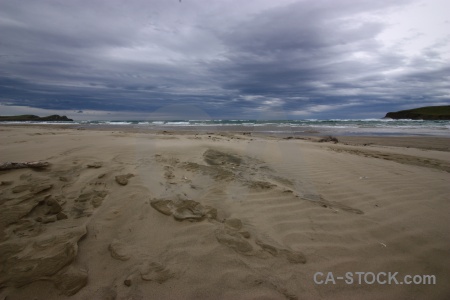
(0, 0, 449, 120)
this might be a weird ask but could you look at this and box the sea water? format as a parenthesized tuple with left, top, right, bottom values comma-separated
(2, 119, 450, 136)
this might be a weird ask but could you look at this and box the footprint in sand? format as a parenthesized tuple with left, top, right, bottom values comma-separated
(115, 173, 134, 186)
(139, 261, 175, 283)
(164, 166, 175, 180)
(72, 190, 108, 218)
(203, 148, 242, 166)
(108, 239, 132, 261)
(150, 199, 217, 222)
(87, 162, 103, 168)
(244, 180, 277, 190)
(215, 225, 306, 264)
(215, 228, 254, 254)
(150, 198, 306, 264)
(180, 162, 235, 181)
(121, 260, 175, 287)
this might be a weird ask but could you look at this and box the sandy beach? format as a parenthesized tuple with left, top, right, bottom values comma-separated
(0, 125, 449, 299)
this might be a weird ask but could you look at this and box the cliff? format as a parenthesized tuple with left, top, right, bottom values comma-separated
(0, 115, 73, 122)
(384, 106, 450, 120)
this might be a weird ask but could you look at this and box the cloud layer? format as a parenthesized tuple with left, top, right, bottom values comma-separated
(1, 0, 449, 119)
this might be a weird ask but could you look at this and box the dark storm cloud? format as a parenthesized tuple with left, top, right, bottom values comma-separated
(0, 0, 448, 119)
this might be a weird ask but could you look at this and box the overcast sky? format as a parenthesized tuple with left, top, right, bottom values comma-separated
(1, 0, 449, 120)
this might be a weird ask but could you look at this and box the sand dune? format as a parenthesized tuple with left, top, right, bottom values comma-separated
(0, 126, 449, 299)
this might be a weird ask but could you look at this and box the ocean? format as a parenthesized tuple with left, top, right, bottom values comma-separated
(2, 119, 450, 136)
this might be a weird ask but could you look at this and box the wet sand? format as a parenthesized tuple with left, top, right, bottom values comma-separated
(1, 125, 449, 299)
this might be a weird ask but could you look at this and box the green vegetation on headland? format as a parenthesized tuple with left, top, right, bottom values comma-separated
(0, 115, 73, 122)
(384, 105, 450, 120)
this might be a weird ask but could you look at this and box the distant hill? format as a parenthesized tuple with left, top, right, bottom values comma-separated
(384, 106, 450, 120)
(0, 114, 73, 122)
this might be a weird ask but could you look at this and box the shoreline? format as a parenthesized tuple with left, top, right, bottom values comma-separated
(2, 124, 450, 151)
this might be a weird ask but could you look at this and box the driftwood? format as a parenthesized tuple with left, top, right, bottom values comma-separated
(0, 161, 50, 171)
